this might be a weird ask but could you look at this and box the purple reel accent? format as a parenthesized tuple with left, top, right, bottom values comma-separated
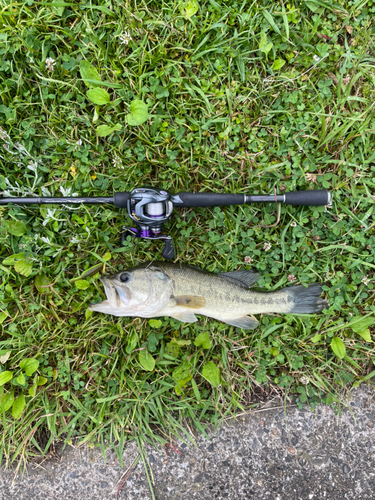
(120, 226, 175, 259)
(130, 228, 161, 239)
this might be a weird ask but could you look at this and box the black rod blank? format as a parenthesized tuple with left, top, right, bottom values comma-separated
(0, 190, 330, 208)
(0, 196, 115, 205)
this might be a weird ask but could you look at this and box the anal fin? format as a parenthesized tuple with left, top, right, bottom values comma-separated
(170, 311, 198, 323)
(215, 315, 259, 330)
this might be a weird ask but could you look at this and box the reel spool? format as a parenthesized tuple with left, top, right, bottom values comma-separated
(121, 188, 175, 259)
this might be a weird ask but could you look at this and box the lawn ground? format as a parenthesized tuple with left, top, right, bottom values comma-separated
(0, 0, 374, 487)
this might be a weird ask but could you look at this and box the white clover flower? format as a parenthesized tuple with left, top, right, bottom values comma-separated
(290, 221, 297, 227)
(263, 242, 272, 251)
(45, 57, 56, 71)
(112, 154, 124, 169)
(244, 256, 253, 264)
(299, 375, 310, 385)
(288, 274, 296, 282)
(313, 55, 321, 62)
(119, 31, 132, 45)
(306, 173, 317, 183)
(362, 276, 370, 286)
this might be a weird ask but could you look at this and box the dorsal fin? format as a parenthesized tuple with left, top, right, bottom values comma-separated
(218, 270, 260, 289)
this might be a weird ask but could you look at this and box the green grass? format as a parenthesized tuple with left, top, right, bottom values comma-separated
(0, 0, 375, 476)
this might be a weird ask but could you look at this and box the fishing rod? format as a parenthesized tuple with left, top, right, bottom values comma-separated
(0, 187, 331, 259)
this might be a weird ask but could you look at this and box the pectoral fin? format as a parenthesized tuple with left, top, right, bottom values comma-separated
(174, 295, 206, 308)
(170, 311, 198, 323)
(88, 300, 112, 313)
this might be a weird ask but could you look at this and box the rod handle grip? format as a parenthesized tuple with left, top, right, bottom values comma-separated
(284, 190, 331, 206)
(172, 192, 244, 207)
(114, 192, 130, 208)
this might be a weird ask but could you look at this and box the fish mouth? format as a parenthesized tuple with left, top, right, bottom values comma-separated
(100, 277, 131, 307)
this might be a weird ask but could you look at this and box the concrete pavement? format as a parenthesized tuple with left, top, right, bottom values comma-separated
(0, 384, 374, 500)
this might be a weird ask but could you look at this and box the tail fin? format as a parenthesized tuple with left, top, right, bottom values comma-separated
(287, 283, 328, 314)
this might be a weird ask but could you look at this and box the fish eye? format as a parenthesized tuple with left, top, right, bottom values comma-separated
(120, 272, 130, 283)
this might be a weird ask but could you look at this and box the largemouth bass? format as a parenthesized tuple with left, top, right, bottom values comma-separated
(89, 262, 328, 329)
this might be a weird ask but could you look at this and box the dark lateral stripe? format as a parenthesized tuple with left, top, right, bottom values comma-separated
(240, 297, 288, 305)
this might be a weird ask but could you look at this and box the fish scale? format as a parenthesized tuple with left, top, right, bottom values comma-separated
(89, 261, 328, 330)
(167, 265, 290, 315)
